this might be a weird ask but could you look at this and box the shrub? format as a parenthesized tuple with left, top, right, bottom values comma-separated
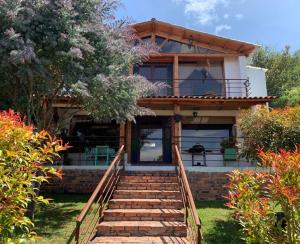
(0, 110, 67, 242)
(225, 148, 300, 243)
(238, 105, 300, 160)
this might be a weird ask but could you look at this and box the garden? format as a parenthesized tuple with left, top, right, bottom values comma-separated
(33, 195, 241, 244)
(0, 0, 299, 243)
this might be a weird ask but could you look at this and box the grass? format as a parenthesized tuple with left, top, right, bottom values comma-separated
(197, 201, 242, 244)
(34, 194, 89, 244)
(34, 195, 242, 243)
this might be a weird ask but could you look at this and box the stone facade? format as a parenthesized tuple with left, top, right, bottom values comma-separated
(41, 169, 105, 194)
(186, 171, 230, 200)
(41, 169, 230, 200)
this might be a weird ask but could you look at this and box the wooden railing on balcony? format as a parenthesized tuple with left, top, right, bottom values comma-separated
(175, 145, 203, 244)
(67, 145, 125, 244)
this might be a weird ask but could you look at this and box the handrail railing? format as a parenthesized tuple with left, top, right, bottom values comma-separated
(175, 145, 203, 243)
(142, 78, 250, 97)
(67, 145, 125, 244)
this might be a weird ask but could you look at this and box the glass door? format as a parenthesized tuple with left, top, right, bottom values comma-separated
(134, 63, 173, 96)
(139, 127, 163, 162)
(131, 116, 172, 164)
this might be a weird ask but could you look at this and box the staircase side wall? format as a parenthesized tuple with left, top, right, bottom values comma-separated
(41, 169, 229, 200)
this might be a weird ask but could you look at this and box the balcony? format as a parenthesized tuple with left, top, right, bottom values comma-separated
(148, 78, 250, 97)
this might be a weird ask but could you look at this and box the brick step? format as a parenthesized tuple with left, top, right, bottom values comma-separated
(96, 221, 187, 237)
(92, 236, 189, 244)
(109, 199, 183, 209)
(123, 171, 177, 177)
(113, 190, 182, 199)
(103, 209, 184, 221)
(117, 182, 179, 191)
(120, 176, 178, 183)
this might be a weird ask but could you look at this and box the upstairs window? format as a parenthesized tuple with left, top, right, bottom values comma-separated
(179, 61, 225, 96)
(137, 35, 224, 54)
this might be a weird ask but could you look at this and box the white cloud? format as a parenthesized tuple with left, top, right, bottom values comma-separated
(223, 13, 229, 19)
(173, 0, 229, 25)
(235, 13, 244, 20)
(215, 24, 231, 34)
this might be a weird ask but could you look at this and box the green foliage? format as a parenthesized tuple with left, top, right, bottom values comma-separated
(250, 46, 300, 107)
(275, 86, 300, 107)
(237, 105, 300, 160)
(0, 110, 67, 242)
(0, 0, 159, 131)
(225, 149, 300, 243)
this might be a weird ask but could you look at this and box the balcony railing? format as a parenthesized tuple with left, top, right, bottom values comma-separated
(147, 78, 250, 97)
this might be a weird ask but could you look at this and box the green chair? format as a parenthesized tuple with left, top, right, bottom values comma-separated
(223, 148, 238, 166)
(94, 146, 115, 165)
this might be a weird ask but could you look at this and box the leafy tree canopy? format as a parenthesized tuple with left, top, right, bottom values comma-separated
(237, 105, 300, 160)
(0, 0, 160, 131)
(250, 46, 300, 107)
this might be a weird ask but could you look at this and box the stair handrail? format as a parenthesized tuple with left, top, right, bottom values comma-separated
(67, 145, 125, 244)
(174, 145, 203, 244)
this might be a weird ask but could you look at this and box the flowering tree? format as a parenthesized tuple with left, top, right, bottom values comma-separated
(225, 148, 300, 243)
(0, 110, 67, 242)
(238, 105, 300, 160)
(0, 0, 160, 131)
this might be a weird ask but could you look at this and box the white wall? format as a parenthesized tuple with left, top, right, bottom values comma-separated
(246, 66, 268, 97)
(224, 57, 268, 97)
(224, 57, 244, 96)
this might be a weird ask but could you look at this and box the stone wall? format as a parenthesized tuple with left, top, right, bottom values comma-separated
(41, 169, 230, 200)
(41, 169, 105, 194)
(186, 171, 229, 200)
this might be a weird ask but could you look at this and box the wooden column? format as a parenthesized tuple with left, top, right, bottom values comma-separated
(173, 55, 179, 96)
(119, 122, 125, 147)
(172, 104, 181, 162)
(125, 121, 132, 163)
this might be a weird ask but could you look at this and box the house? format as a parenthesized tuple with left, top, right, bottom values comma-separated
(48, 19, 275, 198)
(51, 19, 276, 243)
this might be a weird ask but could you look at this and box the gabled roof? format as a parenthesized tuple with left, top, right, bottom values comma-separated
(133, 19, 258, 56)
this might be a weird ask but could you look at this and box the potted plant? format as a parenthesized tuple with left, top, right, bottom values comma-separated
(220, 137, 238, 162)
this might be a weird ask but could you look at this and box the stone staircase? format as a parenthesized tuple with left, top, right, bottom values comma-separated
(92, 171, 189, 244)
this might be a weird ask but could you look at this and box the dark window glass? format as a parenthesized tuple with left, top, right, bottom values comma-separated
(134, 63, 173, 96)
(155, 36, 166, 46)
(160, 39, 223, 54)
(179, 62, 224, 96)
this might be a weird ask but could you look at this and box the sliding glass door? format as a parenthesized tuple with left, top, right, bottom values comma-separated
(134, 63, 173, 96)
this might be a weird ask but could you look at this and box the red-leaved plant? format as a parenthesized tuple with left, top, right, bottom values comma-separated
(0, 110, 68, 242)
(225, 148, 300, 243)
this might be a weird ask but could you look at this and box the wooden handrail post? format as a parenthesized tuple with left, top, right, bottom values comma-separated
(75, 222, 80, 244)
(197, 225, 202, 244)
(174, 145, 202, 244)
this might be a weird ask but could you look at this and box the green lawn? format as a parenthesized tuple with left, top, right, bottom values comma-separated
(34, 194, 89, 244)
(197, 201, 242, 244)
(34, 195, 242, 243)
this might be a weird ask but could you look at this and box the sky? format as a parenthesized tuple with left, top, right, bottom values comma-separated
(116, 0, 300, 52)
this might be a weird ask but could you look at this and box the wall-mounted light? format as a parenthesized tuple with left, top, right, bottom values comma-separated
(193, 112, 198, 118)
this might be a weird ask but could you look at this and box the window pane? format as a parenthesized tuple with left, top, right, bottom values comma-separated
(181, 129, 229, 151)
(160, 39, 223, 54)
(155, 36, 165, 46)
(140, 128, 163, 161)
(179, 62, 224, 96)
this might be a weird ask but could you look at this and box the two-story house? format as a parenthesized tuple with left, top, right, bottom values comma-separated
(50, 19, 274, 197)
